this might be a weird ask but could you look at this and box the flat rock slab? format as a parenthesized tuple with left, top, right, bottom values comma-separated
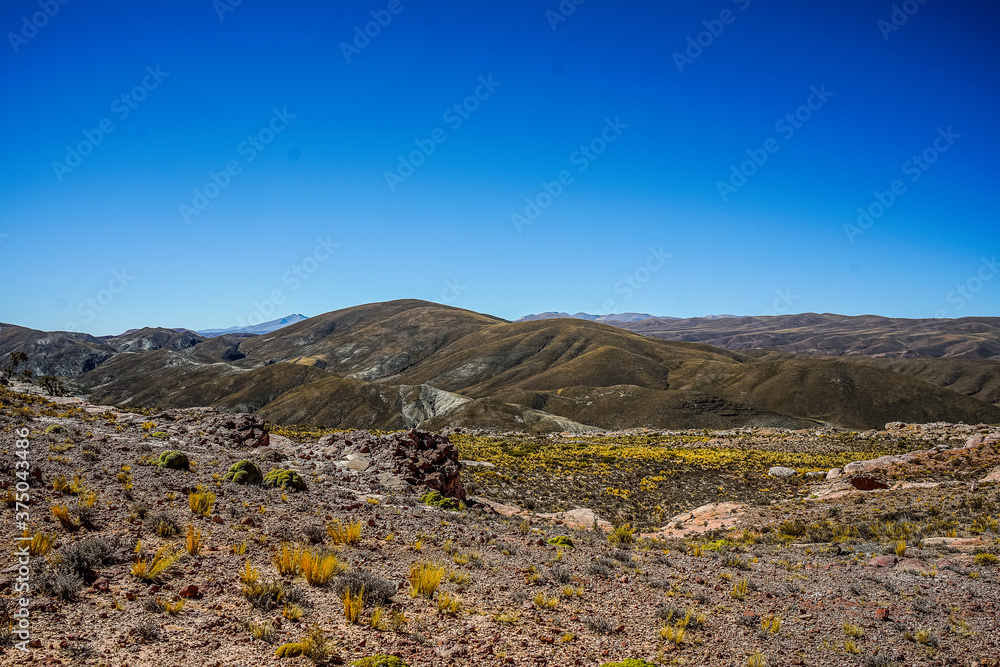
(535, 507, 612, 532)
(473, 498, 612, 532)
(642, 502, 747, 539)
(769, 466, 797, 478)
(981, 467, 1000, 484)
(921, 537, 990, 551)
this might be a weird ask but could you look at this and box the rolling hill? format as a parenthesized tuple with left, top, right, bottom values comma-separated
(4, 301, 1000, 432)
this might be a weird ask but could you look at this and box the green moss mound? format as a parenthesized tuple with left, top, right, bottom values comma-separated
(547, 535, 575, 548)
(275, 642, 304, 658)
(149, 431, 168, 439)
(45, 424, 65, 434)
(155, 450, 189, 470)
(420, 491, 457, 510)
(224, 460, 263, 485)
(350, 655, 409, 667)
(599, 660, 656, 667)
(264, 468, 307, 491)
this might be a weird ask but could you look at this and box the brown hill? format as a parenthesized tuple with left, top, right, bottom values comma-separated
(615, 313, 1000, 358)
(72, 300, 1000, 431)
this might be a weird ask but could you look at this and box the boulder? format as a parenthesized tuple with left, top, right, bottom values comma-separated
(826, 468, 842, 480)
(869, 555, 897, 568)
(768, 466, 797, 478)
(850, 476, 888, 491)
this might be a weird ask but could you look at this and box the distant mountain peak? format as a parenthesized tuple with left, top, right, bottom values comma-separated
(196, 314, 307, 337)
(516, 312, 678, 323)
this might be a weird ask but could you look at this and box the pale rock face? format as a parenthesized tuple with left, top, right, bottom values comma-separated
(826, 468, 842, 480)
(768, 466, 796, 478)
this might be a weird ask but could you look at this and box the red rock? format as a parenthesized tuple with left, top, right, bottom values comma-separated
(850, 476, 889, 491)
(875, 607, 890, 621)
(179, 584, 199, 598)
(241, 517, 255, 527)
(869, 555, 898, 567)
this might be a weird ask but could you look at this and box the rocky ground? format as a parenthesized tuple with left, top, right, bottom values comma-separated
(0, 380, 998, 667)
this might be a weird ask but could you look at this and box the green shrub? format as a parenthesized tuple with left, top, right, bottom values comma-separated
(155, 450, 189, 470)
(45, 424, 65, 434)
(973, 552, 998, 566)
(599, 660, 656, 667)
(149, 431, 168, 439)
(547, 535, 575, 548)
(350, 656, 409, 667)
(420, 491, 457, 510)
(225, 460, 263, 485)
(264, 468, 307, 492)
(275, 642, 304, 658)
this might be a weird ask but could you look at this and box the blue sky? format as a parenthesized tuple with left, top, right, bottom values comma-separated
(1, 0, 997, 335)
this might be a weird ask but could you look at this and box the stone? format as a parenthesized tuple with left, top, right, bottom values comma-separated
(179, 584, 200, 598)
(850, 476, 888, 491)
(869, 555, 897, 568)
(875, 607, 890, 622)
(805, 471, 826, 479)
(768, 466, 797, 478)
(826, 468, 842, 480)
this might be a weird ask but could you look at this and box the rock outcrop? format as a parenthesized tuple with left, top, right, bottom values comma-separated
(323, 429, 465, 500)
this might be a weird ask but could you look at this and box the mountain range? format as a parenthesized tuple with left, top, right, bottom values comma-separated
(2, 300, 999, 432)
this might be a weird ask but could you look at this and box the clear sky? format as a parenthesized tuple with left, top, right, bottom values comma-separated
(2, 0, 997, 335)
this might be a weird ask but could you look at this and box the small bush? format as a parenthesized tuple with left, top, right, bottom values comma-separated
(973, 552, 998, 566)
(35, 567, 83, 600)
(264, 468, 307, 491)
(335, 570, 396, 607)
(302, 524, 326, 545)
(547, 535, 574, 548)
(599, 661, 655, 667)
(420, 491, 457, 510)
(156, 450, 189, 470)
(550, 565, 572, 584)
(225, 460, 263, 485)
(148, 511, 180, 537)
(608, 524, 636, 545)
(61, 534, 135, 580)
(583, 615, 616, 634)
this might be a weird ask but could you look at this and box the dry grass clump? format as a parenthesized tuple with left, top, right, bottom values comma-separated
(409, 562, 445, 599)
(131, 545, 179, 583)
(326, 519, 363, 545)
